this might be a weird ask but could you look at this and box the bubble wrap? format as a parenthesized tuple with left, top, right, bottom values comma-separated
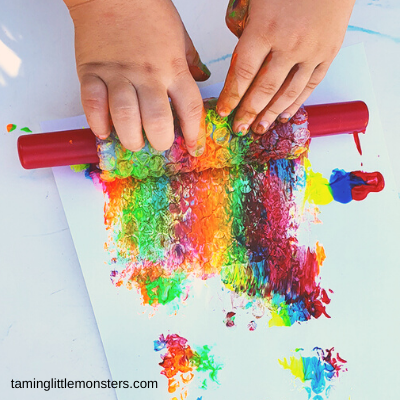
(96, 98, 310, 181)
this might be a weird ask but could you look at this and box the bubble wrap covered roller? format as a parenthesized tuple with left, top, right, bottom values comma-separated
(97, 98, 310, 181)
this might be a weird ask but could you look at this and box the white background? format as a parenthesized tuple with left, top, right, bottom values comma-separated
(1, 1, 400, 399)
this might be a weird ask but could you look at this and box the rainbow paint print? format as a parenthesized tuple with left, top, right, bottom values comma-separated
(77, 99, 384, 329)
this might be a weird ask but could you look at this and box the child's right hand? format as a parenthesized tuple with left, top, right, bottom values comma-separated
(64, 0, 210, 156)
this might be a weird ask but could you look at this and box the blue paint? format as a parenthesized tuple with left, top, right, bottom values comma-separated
(303, 356, 327, 394)
(287, 300, 311, 324)
(329, 169, 353, 204)
(329, 169, 366, 204)
(153, 337, 166, 351)
(205, 53, 233, 65)
(348, 25, 400, 43)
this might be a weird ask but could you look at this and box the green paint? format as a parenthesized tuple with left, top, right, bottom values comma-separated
(192, 345, 222, 384)
(141, 271, 186, 305)
(70, 164, 90, 172)
(118, 176, 173, 262)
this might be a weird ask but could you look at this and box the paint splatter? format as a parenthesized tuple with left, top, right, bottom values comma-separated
(154, 334, 222, 399)
(279, 347, 347, 399)
(247, 320, 257, 331)
(7, 124, 33, 133)
(76, 99, 384, 329)
(224, 312, 236, 328)
(6, 124, 16, 132)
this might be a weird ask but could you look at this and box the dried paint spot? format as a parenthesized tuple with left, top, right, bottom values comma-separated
(7, 124, 16, 132)
(20, 127, 32, 133)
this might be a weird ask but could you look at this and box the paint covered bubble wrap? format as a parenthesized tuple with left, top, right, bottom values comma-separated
(96, 98, 310, 181)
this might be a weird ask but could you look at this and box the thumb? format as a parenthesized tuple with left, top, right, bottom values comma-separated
(184, 28, 211, 82)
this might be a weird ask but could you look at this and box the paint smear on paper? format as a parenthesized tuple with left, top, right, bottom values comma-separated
(154, 334, 222, 400)
(75, 100, 384, 329)
(280, 347, 347, 399)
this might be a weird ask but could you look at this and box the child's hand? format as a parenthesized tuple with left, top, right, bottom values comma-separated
(217, 0, 356, 134)
(64, 0, 210, 156)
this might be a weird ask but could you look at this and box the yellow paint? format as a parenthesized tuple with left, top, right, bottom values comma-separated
(269, 310, 291, 327)
(269, 312, 286, 327)
(303, 158, 333, 205)
(279, 355, 305, 382)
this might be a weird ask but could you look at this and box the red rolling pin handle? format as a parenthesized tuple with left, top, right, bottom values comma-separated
(306, 101, 368, 137)
(18, 101, 369, 170)
(18, 129, 99, 170)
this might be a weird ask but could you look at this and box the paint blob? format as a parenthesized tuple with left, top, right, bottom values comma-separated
(280, 347, 347, 399)
(154, 334, 222, 400)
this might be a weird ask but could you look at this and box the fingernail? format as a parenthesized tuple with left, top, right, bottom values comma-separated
(278, 112, 291, 123)
(194, 145, 205, 157)
(255, 121, 270, 134)
(189, 60, 211, 82)
(189, 143, 205, 157)
(216, 107, 231, 117)
(236, 124, 249, 136)
(198, 60, 211, 77)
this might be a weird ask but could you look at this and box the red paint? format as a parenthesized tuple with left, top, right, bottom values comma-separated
(351, 171, 385, 201)
(322, 348, 348, 376)
(225, 311, 236, 327)
(353, 132, 363, 155)
(235, 162, 331, 322)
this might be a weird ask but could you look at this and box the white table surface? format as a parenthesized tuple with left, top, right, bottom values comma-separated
(1, 1, 399, 399)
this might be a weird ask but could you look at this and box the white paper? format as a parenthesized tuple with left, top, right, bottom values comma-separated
(43, 44, 400, 400)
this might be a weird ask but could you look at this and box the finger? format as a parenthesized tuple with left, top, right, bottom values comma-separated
(137, 85, 174, 152)
(169, 73, 206, 157)
(250, 64, 315, 134)
(216, 24, 271, 117)
(184, 27, 211, 82)
(225, 0, 249, 38)
(80, 74, 110, 139)
(232, 52, 294, 134)
(108, 80, 144, 152)
(275, 63, 330, 121)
